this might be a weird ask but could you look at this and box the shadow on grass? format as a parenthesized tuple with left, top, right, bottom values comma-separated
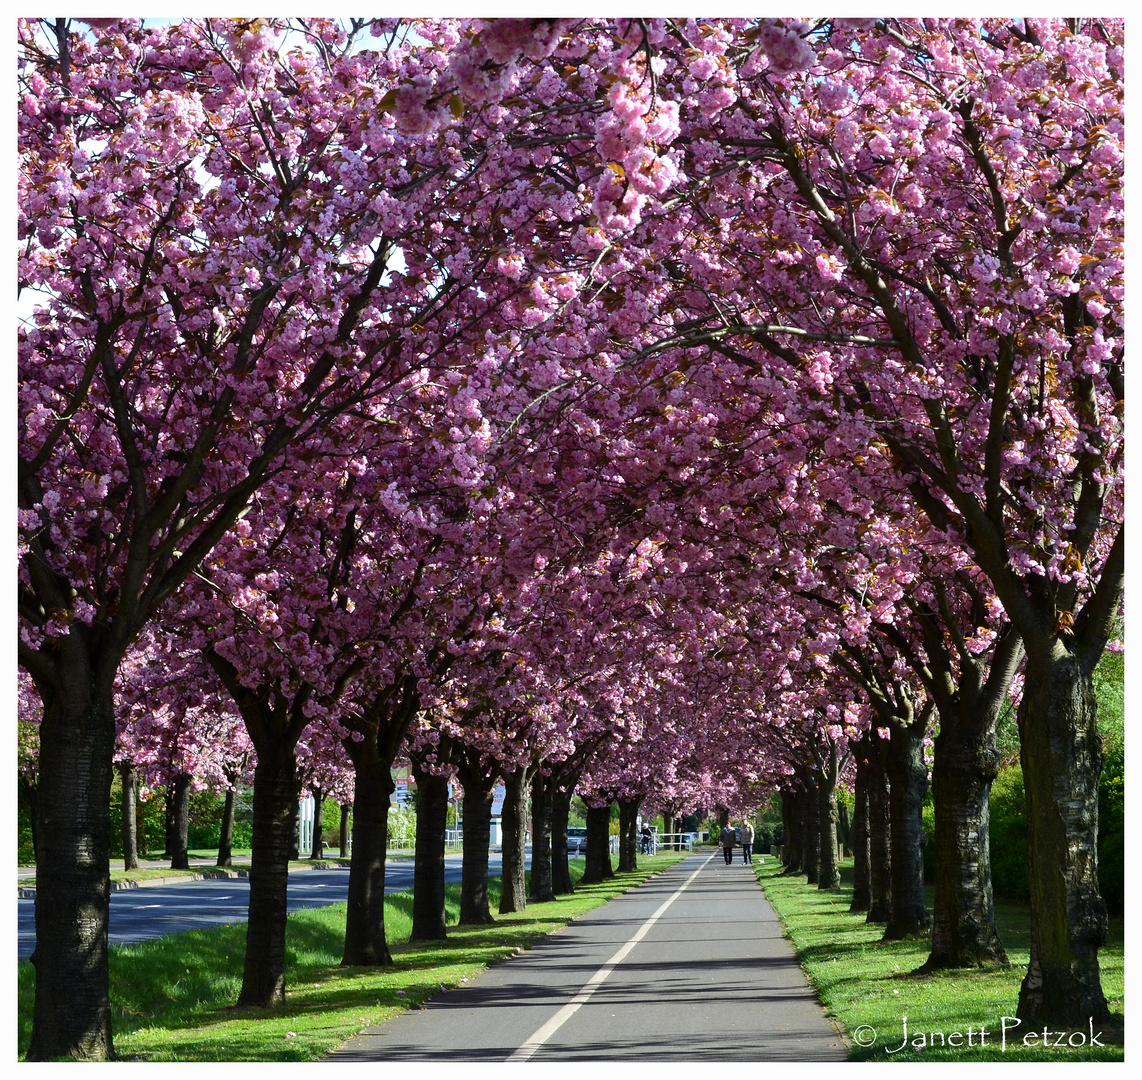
(755, 859, 1124, 1063)
(19, 852, 687, 1060)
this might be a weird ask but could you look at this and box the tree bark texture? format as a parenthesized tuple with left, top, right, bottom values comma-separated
(118, 760, 140, 871)
(339, 802, 351, 858)
(925, 704, 1007, 969)
(456, 758, 496, 925)
(617, 798, 639, 872)
(849, 759, 871, 914)
(342, 740, 395, 966)
(410, 767, 449, 941)
(166, 772, 192, 870)
(237, 751, 299, 1006)
(1015, 647, 1110, 1025)
(581, 803, 615, 884)
(882, 721, 931, 941)
(817, 747, 842, 890)
(781, 790, 801, 874)
(310, 787, 325, 860)
(217, 786, 237, 867)
(27, 660, 116, 1061)
(528, 769, 555, 903)
(550, 784, 574, 895)
(866, 746, 892, 924)
(800, 780, 820, 885)
(498, 766, 532, 914)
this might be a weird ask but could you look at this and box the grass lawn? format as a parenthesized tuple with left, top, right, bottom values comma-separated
(17, 852, 688, 1061)
(755, 858, 1124, 1062)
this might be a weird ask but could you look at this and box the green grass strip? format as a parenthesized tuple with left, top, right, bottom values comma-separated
(17, 852, 688, 1061)
(754, 858, 1124, 1062)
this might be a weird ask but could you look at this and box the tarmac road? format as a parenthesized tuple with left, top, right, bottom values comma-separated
(17, 852, 500, 961)
(329, 851, 849, 1062)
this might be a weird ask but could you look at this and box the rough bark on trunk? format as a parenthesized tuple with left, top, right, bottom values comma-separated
(457, 763, 495, 925)
(310, 787, 325, 860)
(882, 720, 931, 941)
(781, 789, 801, 874)
(550, 784, 574, 895)
(801, 780, 820, 885)
(118, 760, 140, 871)
(866, 746, 892, 924)
(817, 746, 841, 890)
(924, 705, 1007, 969)
(849, 759, 871, 914)
(217, 786, 237, 867)
(410, 768, 449, 940)
(528, 769, 555, 903)
(342, 741, 395, 966)
(27, 661, 116, 1061)
(617, 798, 639, 872)
(339, 802, 351, 858)
(499, 766, 532, 914)
(237, 751, 299, 1007)
(1016, 646, 1110, 1025)
(581, 803, 614, 884)
(167, 772, 192, 870)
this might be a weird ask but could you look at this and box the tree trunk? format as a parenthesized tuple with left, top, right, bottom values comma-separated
(837, 798, 852, 857)
(27, 659, 116, 1061)
(310, 787, 325, 860)
(882, 720, 931, 941)
(849, 758, 871, 914)
(581, 803, 614, 884)
(781, 789, 801, 874)
(342, 739, 395, 966)
(867, 746, 892, 924)
(167, 772, 192, 870)
(118, 760, 140, 871)
(410, 767, 449, 941)
(288, 805, 301, 860)
(550, 784, 574, 895)
(801, 779, 820, 885)
(924, 703, 1007, 969)
(457, 762, 495, 925)
(1016, 646, 1110, 1025)
(237, 750, 299, 1006)
(217, 786, 237, 867)
(817, 747, 841, 890)
(339, 802, 351, 858)
(528, 769, 555, 903)
(499, 766, 532, 914)
(617, 797, 639, 872)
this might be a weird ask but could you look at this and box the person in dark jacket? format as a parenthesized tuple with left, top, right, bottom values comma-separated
(721, 823, 736, 864)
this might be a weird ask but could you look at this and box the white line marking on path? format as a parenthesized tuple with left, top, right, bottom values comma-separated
(507, 853, 715, 1061)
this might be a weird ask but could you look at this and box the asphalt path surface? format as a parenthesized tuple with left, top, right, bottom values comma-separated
(17, 853, 503, 961)
(330, 851, 848, 1062)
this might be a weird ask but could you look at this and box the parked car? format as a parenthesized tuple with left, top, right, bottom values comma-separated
(566, 827, 588, 853)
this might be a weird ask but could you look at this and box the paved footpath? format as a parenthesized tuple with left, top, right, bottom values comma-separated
(330, 851, 849, 1062)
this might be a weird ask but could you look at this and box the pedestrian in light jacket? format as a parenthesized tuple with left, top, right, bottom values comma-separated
(739, 820, 755, 864)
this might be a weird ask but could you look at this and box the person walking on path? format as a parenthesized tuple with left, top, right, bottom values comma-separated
(721, 823, 736, 864)
(739, 820, 755, 864)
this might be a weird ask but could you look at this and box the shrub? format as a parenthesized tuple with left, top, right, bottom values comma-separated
(988, 764, 1029, 902)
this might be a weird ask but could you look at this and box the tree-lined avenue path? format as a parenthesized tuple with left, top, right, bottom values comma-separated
(330, 853, 848, 1061)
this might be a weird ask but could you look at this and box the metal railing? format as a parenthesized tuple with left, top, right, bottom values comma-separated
(609, 832, 697, 855)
